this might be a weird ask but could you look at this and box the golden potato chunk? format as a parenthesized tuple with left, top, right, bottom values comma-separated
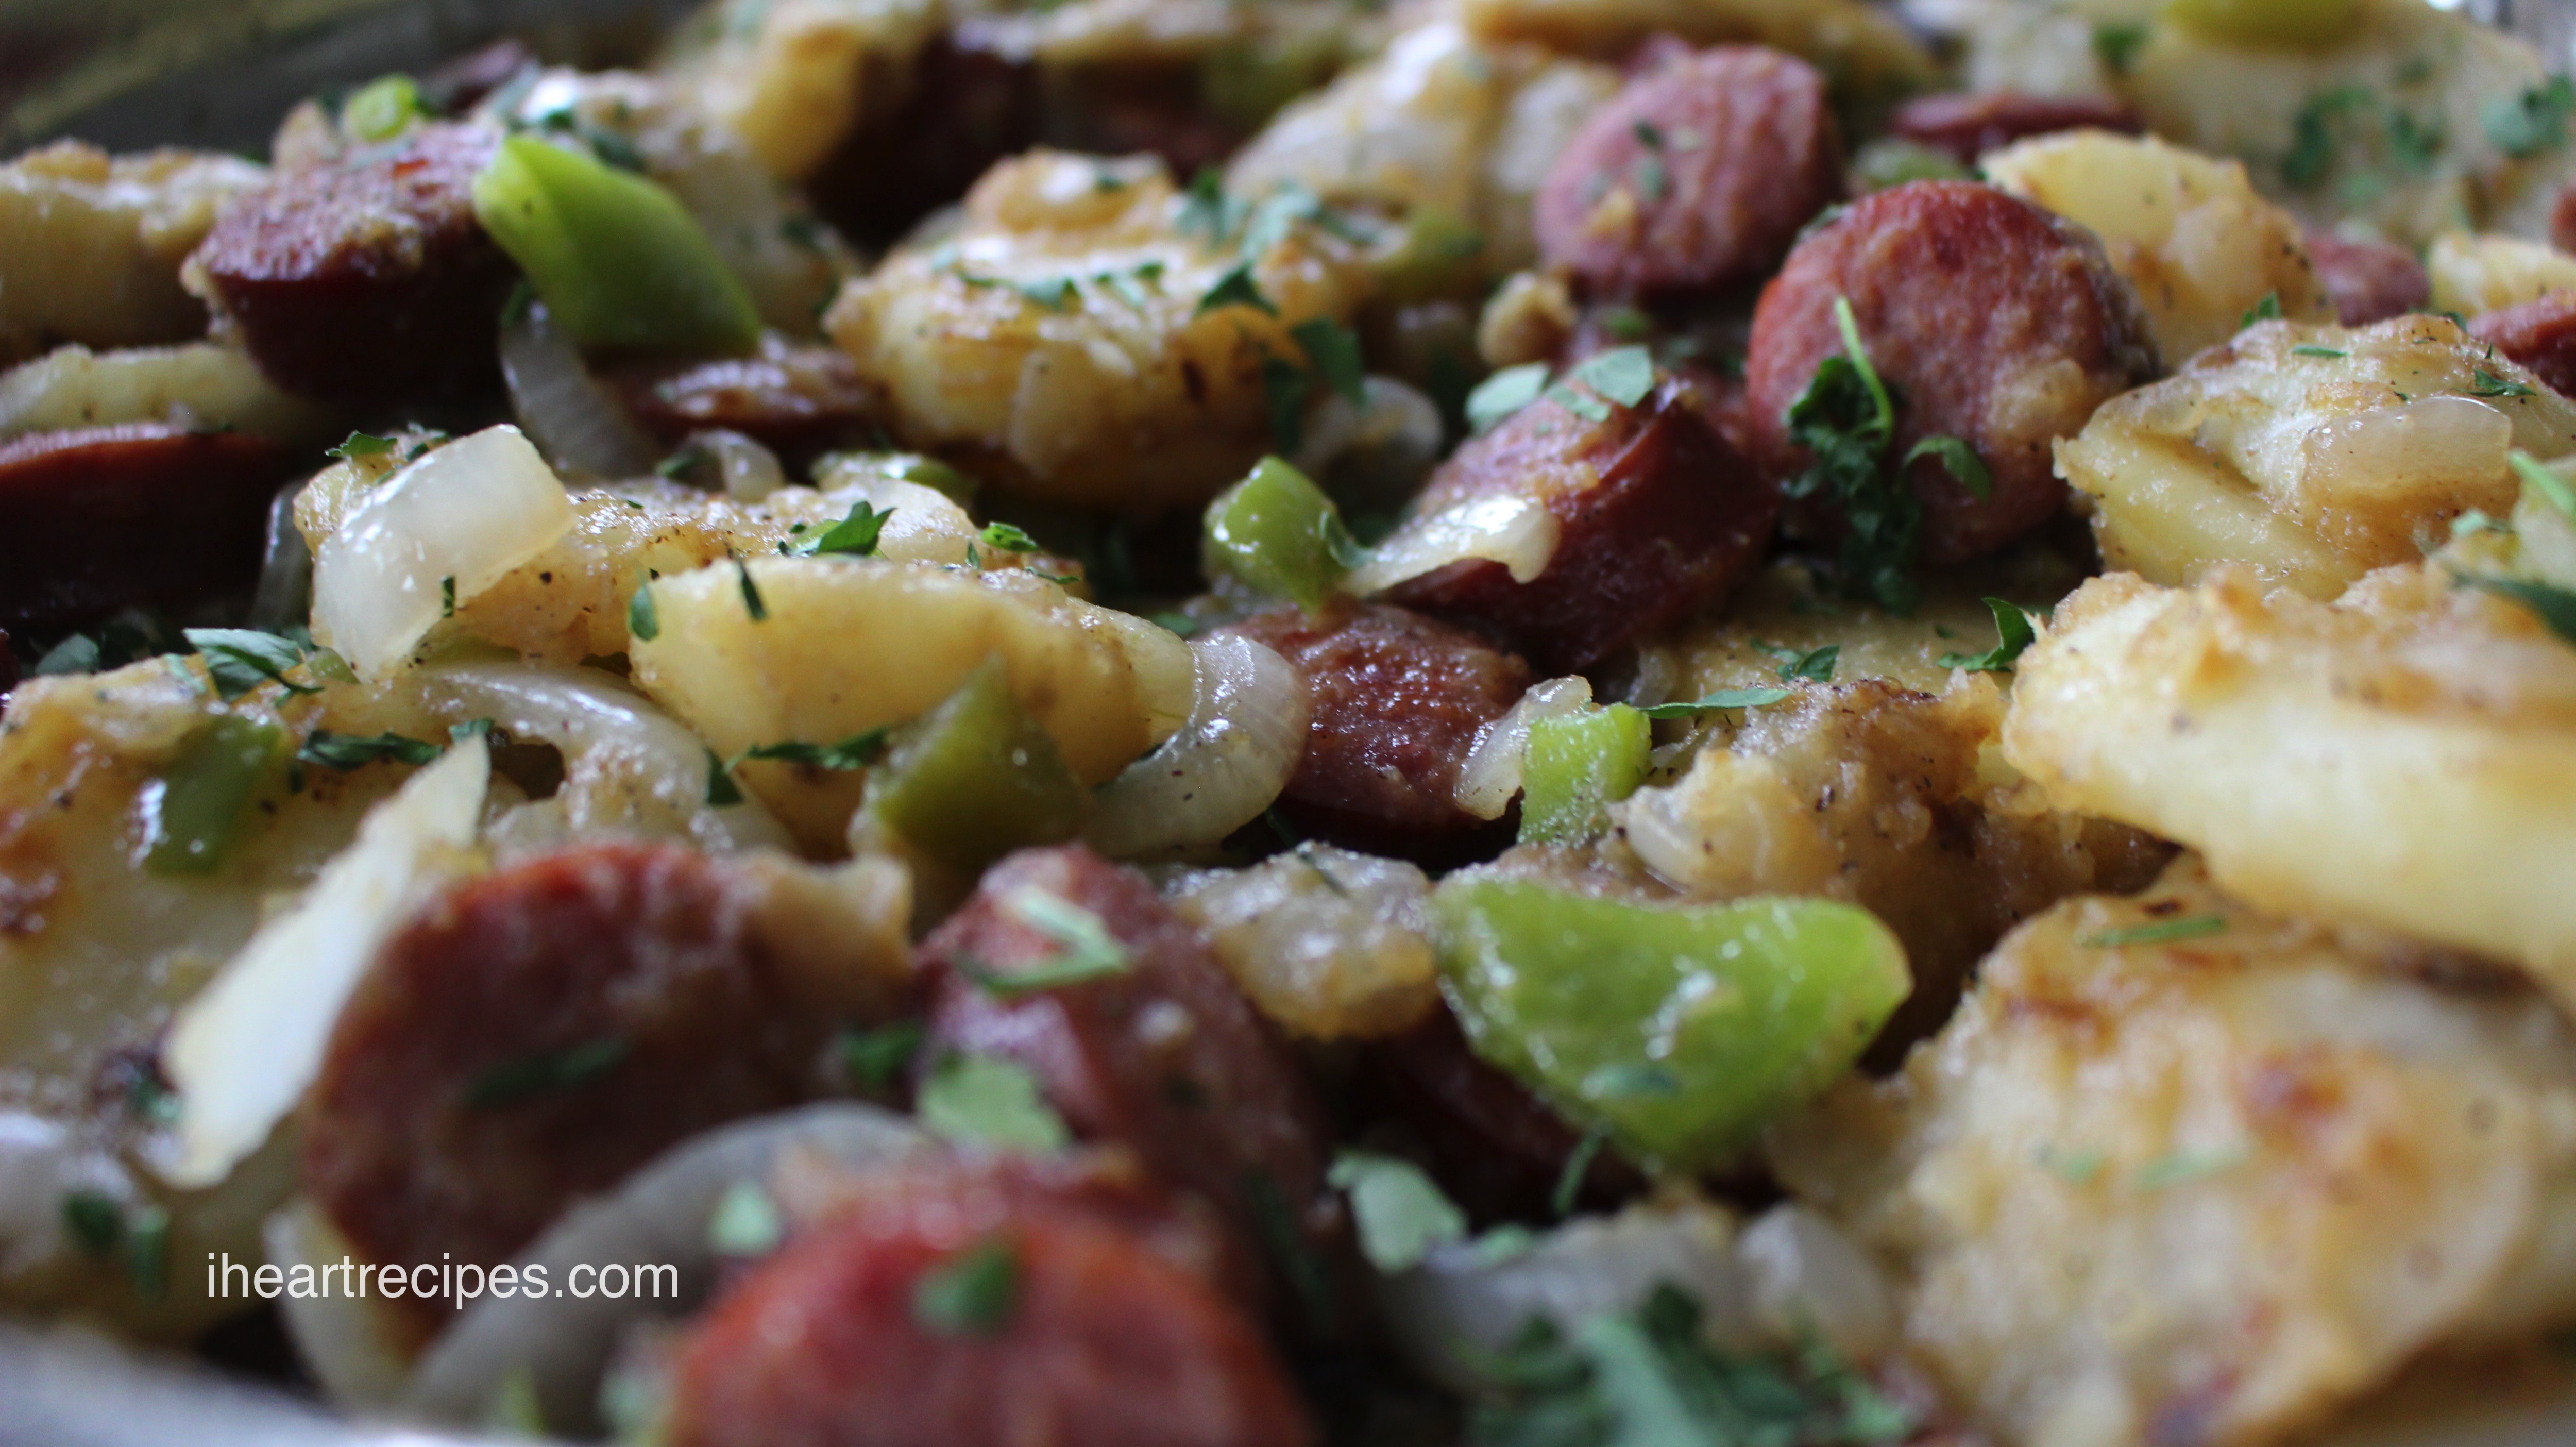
(1166, 844, 1442, 1040)
(826, 150, 1375, 509)
(0, 142, 265, 365)
(2003, 565, 2576, 1005)
(0, 342, 330, 443)
(1772, 858, 2576, 1447)
(655, 0, 941, 183)
(2056, 316, 2576, 600)
(2427, 231, 2576, 316)
(1982, 130, 2328, 364)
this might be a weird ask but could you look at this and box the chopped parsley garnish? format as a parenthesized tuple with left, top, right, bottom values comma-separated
(2081, 913, 2230, 949)
(463, 1036, 632, 1108)
(439, 576, 456, 618)
(1177, 167, 1249, 246)
(2036, 1144, 2108, 1186)
(837, 1019, 926, 1089)
(1548, 346, 1658, 418)
(2472, 368, 2539, 399)
(627, 583, 659, 642)
(184, 628, 318, 701)
(737, 727, 890, 772)
(1290, 316, 1367, 407)
(2284, 87, 2374, 189)
(1765, 644, 1840, 683)
(298, 730, 442, 771)
(1597, 307, 1653, 342)
(789, 500, 895, 558)
(1937, 597, 2041, 673)
(1550, 1129, 1607, 1219)
(657, 444, 707, 480)
(62, 1191, 124, 1256)
(2238, 292, 2284, 329)
(1196, 262, 1276, 316)
(978, 521, 1041, 553)
(2092, 21, 2150, 76)
(125, 1205, 170, 1298)
(1330, 1151, 1469, 1273)
(707, 1181, 782, 1256)
(735, 557, 768, 620)
(2291, 345, 2349, 358)
(704, 748, 744, 806)
(1466, 362, 1551, 434)
(961, 887, 1132, 997)
(1781, 297, 1920, 612)
(912, 1237, 1022, 1335)
(2461, 574, 2576, 646)
(1631, 154, 1670, 203)
(1903, 434, 1992, 500)
(1636, 688, 1794, 718)
(2132, 1146, 2247, 1192)
(2484, 76, 2576, 159)
(1262, 355, 1314, 455)
(1244, 1165, 1337, 1330)
(450, 718, 497, 743)
(2510, 448, 2576, 521)
(326, 432, 396, 461)
(917, 1052, 1070, 1152)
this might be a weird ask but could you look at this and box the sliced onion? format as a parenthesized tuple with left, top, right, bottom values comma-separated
(406, 1103, 930, 1435)
(1293, 375, 1445, 511)
(311, 427, 576, 679)
(500, 301, 659, 481)
(1453, 676, 1593, 820)
(1343, 493, 1561, 596)
(1085, 634, 1308, 859)
(410, 663, 792, 855)
(1734, 1204, 1895, 1361)
(689, 428, 786, 502)
(246, 483, 312, 634)
(154, 741, 489, 1189)
(264, 1201, 412, 1410)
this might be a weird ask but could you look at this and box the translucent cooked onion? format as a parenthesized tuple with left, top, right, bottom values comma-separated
(263, 1201, 411, 1409)
(500, 300, 660, 480)
(406, 1103, 930, 1435)
(1294, 376, 1445, 510)
(1342, 493, 1561, 596)
(1453, 676, 1593, 820)
(311, 426, 576, 679)
(690, 428, 787, 502)
(155, 741, 489, 1189)
(1086, 634, 1308, 859)
(246, 483, 312, 633)
(411, 663, 791, 854)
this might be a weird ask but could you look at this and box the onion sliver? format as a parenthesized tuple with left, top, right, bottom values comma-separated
(155, 741, 489, 1189)
(1086, 634, 1308, 858)
(1343, 493, 1560, 596)
(1452, 676, 1592, 821)
(406, 1103, 931, 1435)
(500, 300, 660, 480)
(312, 426, 575, 679)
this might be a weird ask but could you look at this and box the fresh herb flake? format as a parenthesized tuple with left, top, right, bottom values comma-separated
(463, 1036, 631, 1109)
(1196, 262, 1276, 316)
(298, 730, 441, 771)
(2239, 292, 2284, 329)
(1467, 363, 1551, 434)
(440, 576, 456, 619)
(1550, 1128, 1607, 1220)
(184, 628, 316, 701)
(2081, 914, 2231, 949)
(2510, 449, 2576, 523)
(1262, 354, 1313, 456)
(2484, 76, 2576, 159)
(2472, 368, 2539, 400)
(737, 728, 891, 773)
(326, 432, 396, 462)
(1781, 297, 1919, 612)
(2462, 573, 2576, 646)
(628, 583, 659, 642)
(736, 558, 768, 620)
(978, 521, 1041, 554)
(836, 1020, 925, 1090)
(1290, 316, 1368, 407)
(1562, 346, 1657, 409)
(918, 1053, 1071, 1153)
(2133, 1146, 2247, 1192)
(707, 1181, 783, 1256)
(2092, 22, 2149, 76)
(790, 500, 895, 558)
(704, 748, 744, 806)
(1636, 688, 1794, 719)
(1330, 1151, 1469, 1273)
(912, 1237, 1022, 1335)
(1903, 433, 1992, 500)
(62, 1191, 123, 1256)
(1937, 597, 2040, 673)
(2037, 1144, 2108, 1186)
(1774, 644, 1840, 684)
(2291, 345, 2349, 358)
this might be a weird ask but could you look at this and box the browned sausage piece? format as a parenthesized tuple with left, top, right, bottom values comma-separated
(918, 846, 1342, 1299)
(1383, 375, 1778, 674)
(303, 842, 888, 1302)
(2472, 291, 2576, 399)
(664, 1152, 1315, 1447)
(2553, 182, 2576, 258)
(0, 424, 295, 633)
(1534, 46, 1843, 298)
(2304, 228, 2430, 326)
(189, 122, 514, 403)
(810, 40, 1040, 248)
(1220, 599, 1529, 851)
(608, 335, 883, 465)
(1357, 1009, 1639, 1224)
(1745, 180, 2157, 565)
(1887, 92, 2142, 164)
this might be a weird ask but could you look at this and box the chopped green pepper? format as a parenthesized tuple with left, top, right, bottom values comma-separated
(1431, 879, 1910, 1171)
(341, 75, 423, 143)
(471, 134, 761, 356)
(863, 658, 1084, 874)
(1519, 705, 1651, 845)
(1202, 456, 1361, 611)
(144, 716, 282, 876)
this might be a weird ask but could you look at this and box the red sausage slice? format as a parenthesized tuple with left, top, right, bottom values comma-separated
(1218, 600, 1530, 851)
(917, 846, 1343, 1297)
(190, 122, 515, 403)
(1887, 92, 2142, 164)
(664, 1152, 1315, 1447)
(0, 424, 295, 632)
(1357, 1009, 1639, 1223)
(1745, 180, 2157, 565)
(2472, 291, 2576, 399)
(609, 336, 883, 465)
(1534, 46, 1843, 298)
(2304, 229, 2429, 326)
(1384, 375, 1778, 673)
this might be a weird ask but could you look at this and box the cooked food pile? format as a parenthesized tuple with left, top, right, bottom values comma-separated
(5, 0, 2576, 1442)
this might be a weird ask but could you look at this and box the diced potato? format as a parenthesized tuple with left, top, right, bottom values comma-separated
(655, 0, 941, 182)
(628, 556, 1192, 849)
(0, 142, 265, 365)
(827, 150, 1375, 510)
(2001, 566, 2576, 1004)
(0, 342, 330, 442)
(1983, 130, 2329, 364)
(955, 0, 1362, 70)
(1453, 0, 1935, 101)
(1771, 857, 2576, 1447)
(1166, 844, 1441, 1039)
(2427, 231, 2576, 316)
(2055, 315, 2576, 599)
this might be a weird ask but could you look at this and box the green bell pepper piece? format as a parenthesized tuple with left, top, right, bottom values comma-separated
(863, 658, 1084, 874)
(471, 133, 761, 356)
(1202, 456, 1359, 611)
(1518, 704, 1651, 845)
(1431, 879, 1910, 1171)
(145, 715, 282, 876)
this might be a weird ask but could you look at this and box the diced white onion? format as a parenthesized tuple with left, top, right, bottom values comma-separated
(1453, 676, 1593, 820)
(311, 427, 577, 679)
(500, 301, 660, 480)
(1735, 1204, 1895, 1362)
(1293, 375, 1445, 506)
(1343, 493, 1561, 596)
(263, 1201, 412, 1409)
(690, 428, 787, 502)
(1086, 634, 1308, 859)
(154, 740, 490, 1189)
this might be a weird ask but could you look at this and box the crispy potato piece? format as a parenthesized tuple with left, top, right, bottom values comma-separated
(1982, 130, 2329, 364)
(0, 142, 265, 365)
(2427, 231, 2576, 317)
(628, 557, 1192, 849)
(655, 0, 941, 182)
(1772, 857, 2576, 1447)
(826, 150, 1374, 510)
(1166, 844, 1442, 1041)
(0, 342, 330, 443)
(2002, 565, 2576, 1003)
(2055, 316, 2576, 600)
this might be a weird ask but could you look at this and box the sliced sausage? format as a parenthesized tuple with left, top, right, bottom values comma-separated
(1887, 92, 2142, 164)
(2553, 181, 2576, 258)
(917, 846, 1344, 1304)
(303, 842, 886, 1298)
(2471, 290, 2576, 398)
(2304, 228, 2429, 326)
(1357, 1009, 1640, 1224)
(1220, 599, 1530, 851)
(0, 424, 295, 632)
(1745, 180, 2157, 565)
(810, 41, 1040, 248)
(1534, 45, 1842, 298)
(1384, 374, 1778, 673)
(609, 335, 883, 466)
(664, 1151, 1315, 1447)
(189, 122, 514, 403)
